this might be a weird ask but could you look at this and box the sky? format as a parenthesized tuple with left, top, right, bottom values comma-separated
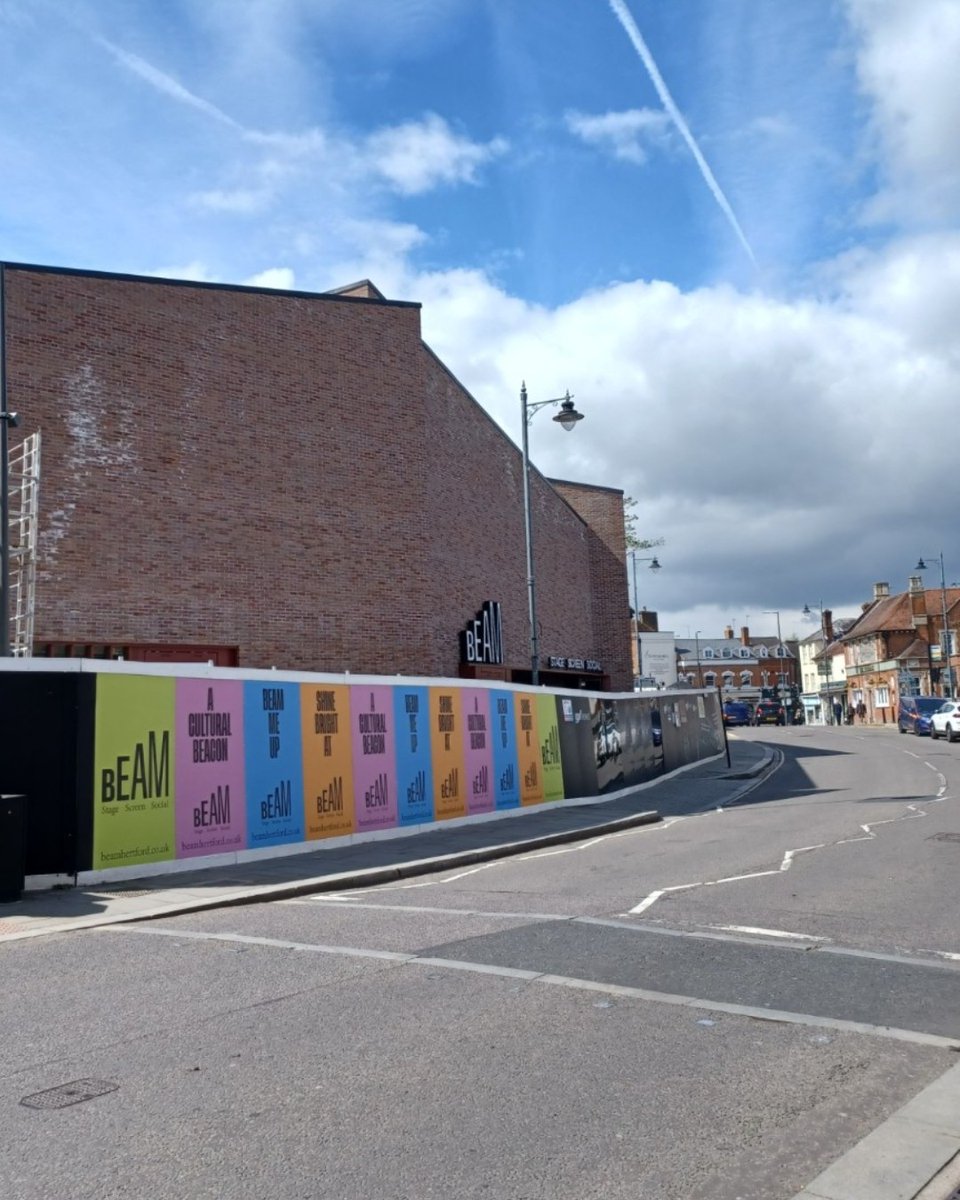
(2, 0, 959, 647)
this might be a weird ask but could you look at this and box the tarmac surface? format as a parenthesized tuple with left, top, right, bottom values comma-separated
(5, 731, 960, 1200)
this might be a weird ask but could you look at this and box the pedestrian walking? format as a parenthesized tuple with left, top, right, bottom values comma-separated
(832, 699, 843, 725)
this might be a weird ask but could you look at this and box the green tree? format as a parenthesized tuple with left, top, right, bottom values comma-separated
(624, 496, 664, 553)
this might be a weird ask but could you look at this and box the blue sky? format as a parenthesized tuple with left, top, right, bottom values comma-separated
(2, 0, 960, 645)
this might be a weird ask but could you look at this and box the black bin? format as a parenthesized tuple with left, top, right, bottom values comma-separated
(0, 794, 27, 903)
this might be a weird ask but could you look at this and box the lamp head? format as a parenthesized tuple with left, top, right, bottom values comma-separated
(649, 556, 661, 571)
(552, 394, 584, 432)
(802, 604, 811, 616)
(915, 558, 927, 571)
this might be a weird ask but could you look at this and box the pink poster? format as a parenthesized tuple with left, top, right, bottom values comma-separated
(350, 685, 398, 832)
(175, 678, 246, 858)
(462, 688, 494, 814)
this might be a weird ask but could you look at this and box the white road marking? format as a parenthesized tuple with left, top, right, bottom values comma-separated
(628, 796, 943, 916)
(337, 816, 685, 895)
(711, 925, 829, 941)
(104, 924, 960, 1050)
(280, 898, 577, 921)
(263, 904, 960, 969)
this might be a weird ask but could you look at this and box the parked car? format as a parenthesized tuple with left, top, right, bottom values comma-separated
(722, 700, 750, 726)
(753, 699, 785, 726)
(898, 696, 943, 736)
(929, 700, 960, 742)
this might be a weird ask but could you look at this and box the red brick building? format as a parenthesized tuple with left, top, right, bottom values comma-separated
(1, 262, 631, 689)
(841, 578, 960, 723)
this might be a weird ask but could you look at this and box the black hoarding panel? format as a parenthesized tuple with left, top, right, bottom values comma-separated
(0, 672, 91, 876)
(555, 694, 597, 799)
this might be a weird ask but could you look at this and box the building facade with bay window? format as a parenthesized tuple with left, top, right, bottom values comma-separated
(0, 262, 632, 690)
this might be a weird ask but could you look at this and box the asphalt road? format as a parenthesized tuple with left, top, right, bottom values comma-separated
(3, 726, 959, 1200)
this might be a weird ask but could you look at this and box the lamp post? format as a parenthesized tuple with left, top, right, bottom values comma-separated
(803, 601, 833, 723)
(694, 630, 703, 688)
(520, 382, 585, 685)
(762, 609, 786, 697)
(916, 554, 952, 697)
(629, 551, 662, 684)
(0, 265, 20, 659)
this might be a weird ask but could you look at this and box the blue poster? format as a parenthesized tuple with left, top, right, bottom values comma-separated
(393, 685, 434, 825)
(491, 690, 521, 809)
(243, 681, 305, 848)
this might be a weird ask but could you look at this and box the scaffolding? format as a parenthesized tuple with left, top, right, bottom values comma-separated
(7, 430, 41, 656)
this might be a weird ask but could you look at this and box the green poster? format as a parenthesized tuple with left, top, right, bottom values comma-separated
(93, 675, 176, 869)
(536, 694, 565, 802)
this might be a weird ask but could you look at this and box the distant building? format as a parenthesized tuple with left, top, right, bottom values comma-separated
(839, 579, 960, 723)
(675, 626, 798, 702)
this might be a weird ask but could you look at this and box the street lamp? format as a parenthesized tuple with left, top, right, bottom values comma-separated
(629, 551, 662, 683)
(803, 601, 834, 723)
(916, 554, 952, 697)
(694, 630, 703, 688)
(0, 266, 20, 658)
(520, 382, 585, 685)
(762, 609, 787, 696)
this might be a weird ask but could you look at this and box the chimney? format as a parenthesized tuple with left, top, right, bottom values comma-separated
(874, 582, 890, 599)
(740, 626, 750, 646)
(823, 610, 834, 644)
(638, 609, 659, 632)
(909, 576, 929, 637)
(723, 625, 734, 639)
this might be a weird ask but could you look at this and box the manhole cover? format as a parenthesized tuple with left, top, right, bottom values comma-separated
(928, 833, 960, 843)
(20, 1079, 118, 1110)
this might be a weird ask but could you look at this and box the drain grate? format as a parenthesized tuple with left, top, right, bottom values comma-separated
(20, 1079, 118, 1110)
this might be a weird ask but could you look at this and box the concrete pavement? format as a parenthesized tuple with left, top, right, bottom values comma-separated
(0, 738, 774, 943)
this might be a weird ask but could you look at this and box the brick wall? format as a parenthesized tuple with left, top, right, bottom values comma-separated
(551, 480, 632, 690)
(3, 264, 631, 686)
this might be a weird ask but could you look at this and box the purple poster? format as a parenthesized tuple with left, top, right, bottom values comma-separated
(350, 685, 398, 832)
(175, 678, 246, 858)
(462, 688, 494, 814)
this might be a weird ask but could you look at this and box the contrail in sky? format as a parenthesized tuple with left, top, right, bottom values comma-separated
(606, 0, 756, 265)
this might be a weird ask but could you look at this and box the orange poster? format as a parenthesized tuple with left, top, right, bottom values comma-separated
(301, 683, 355, 839)
(514, 692, 544, 806)
(429, 687, 467, 820)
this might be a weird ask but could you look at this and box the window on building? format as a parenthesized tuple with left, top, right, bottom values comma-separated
(722, 671, 734, 685)
(874, 686, 890, 707)
(740, 670, 752, 684)
(703, 647, 714, 659)
(721, 647, 732, 658)
(704, 672, 716, 686)
(756, 646, 768, 658)
(738, 647, 750, 658)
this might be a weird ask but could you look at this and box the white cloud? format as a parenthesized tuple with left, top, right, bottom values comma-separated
(364, 112, 508, 195)
(190, 188, 269, 215)
(244, 266, 296, 290)
(565, 108, 671, 164)
(404, 225, 960, 633)
(846, 0, 960, 224)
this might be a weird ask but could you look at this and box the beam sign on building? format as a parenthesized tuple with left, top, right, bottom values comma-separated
(460, 601, 503, 666)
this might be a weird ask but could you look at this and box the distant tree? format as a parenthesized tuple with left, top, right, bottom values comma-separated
(624, 496, 664, 553)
